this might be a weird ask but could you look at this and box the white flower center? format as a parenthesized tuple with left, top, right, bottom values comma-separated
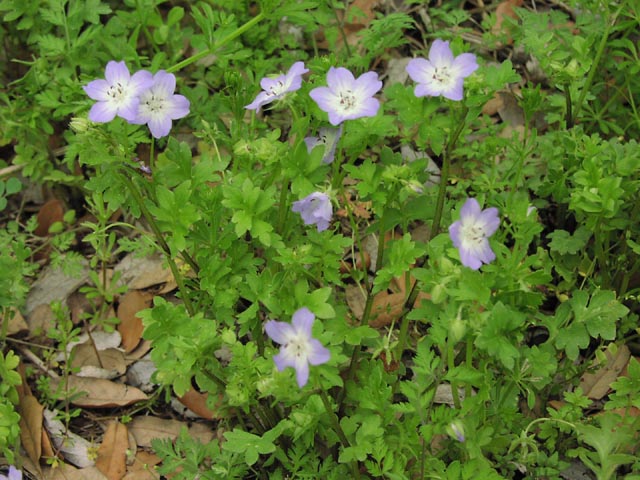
(107, 82, 127, 103)
(283, 333, 310, 360)
(142, 93, 166, 113)
(267, 80, 286, 97)
(461, 222, 487, 248)
(338, 89, 357, 111)
(432, 66, 452, 86)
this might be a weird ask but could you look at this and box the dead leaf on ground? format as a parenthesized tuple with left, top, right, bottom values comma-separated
(96, 422, 129, 480)
(56, 376, 148, 408)
(43, 464, 108, 480)
(128, 416, 214, 448)
(25, 261, 90, 317)
(491, 0, 524, 43)
(71, 344, 128, 379)
(114, 253, 176, 294)
(117, 290, 154, 353)
(580, 345, 631, 400)
(176, 388, 223, 420)
(122, 451, 162, 480)
(18, 395, 44, 470)
(44, 409, 95, 468)
(35, 198, 65, 236)
(2, 307, 28, 336)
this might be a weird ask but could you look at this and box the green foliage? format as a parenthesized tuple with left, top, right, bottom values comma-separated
(0, 350, 21, 464)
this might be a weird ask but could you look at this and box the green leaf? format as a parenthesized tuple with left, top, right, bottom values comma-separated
(547, 227, 592, 254)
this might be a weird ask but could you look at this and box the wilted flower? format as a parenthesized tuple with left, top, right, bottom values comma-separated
(130, 70, 190, 138)
(304, 126, 343, 164)
(309, 67, 382, 125)
(406, 39, 478, 101)
(245, 61, 309, 111)
(265, 307, 331, 387)
(292, 192, 332, 232)
(449, 198, 499, 270)
(83, 60, 153, 123)
(0, 466, 22, 480)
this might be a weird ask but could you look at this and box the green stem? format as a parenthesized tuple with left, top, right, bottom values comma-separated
(431, 105, 468, 238)
(571, 4, 622, 126)
(121, 174, 195, 316)
(447, 338, 461, 409)
(318, 388, 360, 479)
(166, 12, 265, 73)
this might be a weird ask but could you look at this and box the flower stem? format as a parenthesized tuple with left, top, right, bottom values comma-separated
(318, 387, 360, 479)
(431, 104, 468, 239)
(121, 174, 195, 316)
(571, 3, 622, 126)
(166, 12, 265, 73)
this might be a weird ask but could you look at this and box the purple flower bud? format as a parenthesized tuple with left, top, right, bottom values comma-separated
(304, 125, 343, 164)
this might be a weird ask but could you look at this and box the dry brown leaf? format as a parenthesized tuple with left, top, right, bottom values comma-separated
(114, 253, 176, 293)
(177, 388, 222, 420)
(96, 422, 129, 480)
(60, 376, 148, 408)
(43, 464, 108, 480)
(71, 344, 128, 377)
(128, 416, 185, 448)
(122, 451, 162, 480)
(18, 395, 44, 469)
(492, 0, 523, 42)
(117, 290, 153, 353)
(2, 307, 28, 336)
(35, 198, 65, 236)
(580, 344, 631, 400)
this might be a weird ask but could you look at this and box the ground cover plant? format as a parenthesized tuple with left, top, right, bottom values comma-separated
(1, 0, 639, 478)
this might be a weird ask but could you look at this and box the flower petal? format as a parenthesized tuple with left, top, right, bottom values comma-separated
(150, 70, 176, 97)
(83, 79, 110, 101)
(308, 339, 331, 365)
(441, 78, 464, 101)
(245, 91, 271, 111)
(273, 351, 294, 372)
(147, 116, 173, 138)
(452, 53, 479, 77)
(104, 60, 131, 85)
(88, 101, 117, 123)
(478, 207, 500, 236)
(460, 198, 481, 220)
(265, 320, 295, 345)
(166, 94, 190, 120)
(354, 71, 382, 98)
(428, 39, 454, 67)
(291, 307, 315, 335)
(326, 67, 355, 92)
(294, 358, 310, 387)
(406, 58, 434, 84)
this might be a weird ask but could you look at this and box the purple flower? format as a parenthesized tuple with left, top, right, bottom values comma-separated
(130, 70, 190, 138)
(292, 192, 332, 232)
(265, 307, 331, 387)
(448, 198, 499, 270)
(0, 466, 22, 480)
(83, 61, 153, 123)
(245, 62, 309, 111)
(406, 39, 478, 101)
(309, 67, 382, 125)
(304, 125, 343, 164)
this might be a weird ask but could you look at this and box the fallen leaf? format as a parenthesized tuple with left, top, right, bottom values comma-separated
(122, 451, 162, 480)
(25, 261, 90, 317)
(18, 395, 44, 469)
(114, 253, 176, 293)
(492, 0, 523, 43)
(57, 376, 148, 408)
(35, 198, 65, 236)
(176, 388, 222, 420)
(96, 422, 129, 480)
(71, 344, 127, 378)
(580, 344, 631, 400)
(43, 464, 108, 480)
(44, 409, 95, 468)
(117, 290, 153, 353)
(2, 307, 28, 336)
(128, 416, 184, 448)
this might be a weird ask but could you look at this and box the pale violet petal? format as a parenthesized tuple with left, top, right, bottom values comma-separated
(442, 79, 464, 101)
(147, 115, 173, 138)
(294, 358, 310, 387)
(308, 339, 331, 365)
(460, 198, 481, 220)
(452, 53, 479, 77)
(151, 71, 177, 97)
(83, 79, 110, 101)
(406, 58, 434, 84)
(104, 60, 130, 85)
(354, 71, 382, 97)
(88, 101, 117, 123)
(429, 39, 454, 68)
(265, 320, 295, 345)
(291, 307, 315, 335)
(326, 67, 356, 92)
(245, 91, 271, 111)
